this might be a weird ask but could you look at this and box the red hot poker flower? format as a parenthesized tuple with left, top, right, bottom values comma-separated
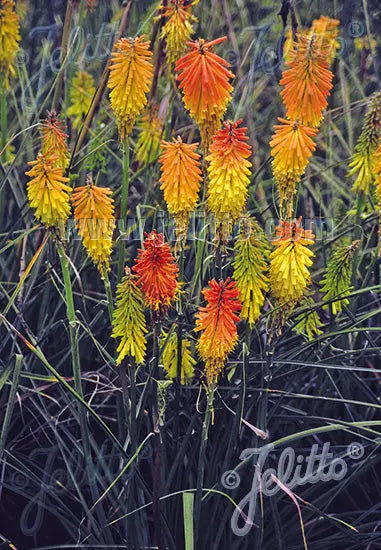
(133, 230, 179, 311)
(195, 277, 242, 384)
(176, 37, 234, 151)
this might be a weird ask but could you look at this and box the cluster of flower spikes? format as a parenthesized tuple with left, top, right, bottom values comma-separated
(176, 36, 234, 152)
(347, 92, 381, 195)
(112, 267, 148, 366)
(136, 106, 164, 165)
(71, 175, 115, 273)
(67, 70, 96, 129)
(195, 277, 242, 385)
(320, 240, 359, 315)
(206, 119, 252, 244)
(159, 0, 197, 70)
(112, 231, 179, 366)
(161, 330, 196, 384)
(133, 230, 179, 311)
(41, 110, 70, 169)
(108, 36, 153, 140)
(159, 136, 202, 243)
(232, 217, 270, 327)
(271, 24, 335, 217)
(269, 217, 315, 307)
(0, 0, 20, 87)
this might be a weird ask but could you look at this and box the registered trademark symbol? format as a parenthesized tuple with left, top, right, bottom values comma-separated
(347, 442, 364, 459)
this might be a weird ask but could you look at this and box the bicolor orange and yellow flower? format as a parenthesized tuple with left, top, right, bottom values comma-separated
(270, 118, 317, 217)
(108, 36, 153, 139)
(207, 119, 252, 242)
(270, 218, 315, 305)
(176, 37, 234, 151)
(41, 111, 70, 169)
(280, 33, 334, 128)
(71, 179, 115, 271)
(159, 136, 202, 239)
(26, 152, 71, 229)
(195, 278, 241, 385)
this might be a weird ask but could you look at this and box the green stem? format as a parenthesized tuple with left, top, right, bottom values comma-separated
(117, 137, 130, 283)
(0, 354, 23, 461)
(51, 0, 73, 111)
(195, 384, 214, 544)
(102, 264, 114, 324)
(0, 73, 7, 224)
(57, 242, 88, 449)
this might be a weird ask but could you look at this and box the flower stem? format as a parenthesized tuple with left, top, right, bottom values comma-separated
(117, 137, 130, 283)
(0, 73, 7, 224)
(195, 384, 214, 544)
(101, 264, 114, 323)
(57, 242, 88, 449)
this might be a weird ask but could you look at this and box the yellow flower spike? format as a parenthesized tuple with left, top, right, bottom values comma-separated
(207, 120, 252, 243)
(112, 267, 147, 366)
(161, 330, 195, 384)
(108, 36, 153, 140)
(26, 152, 71, 229)
(67, 71, 96, 129)
(0, 0, 20, 87)
(71, 177, 115, 272)
(41, 111, 70, 169)
(270, 217, 315, 306)
(159, 136, 202, 240)
(136, 108, 164, 165)
(159, 0, 197, 70)
(374, 141, 381, 217)
(232, 217, 269, 327)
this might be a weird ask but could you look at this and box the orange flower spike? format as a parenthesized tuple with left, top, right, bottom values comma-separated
(207, 120, 252, 239)
(133, 230, 179, 311)
(280, 33, 334, 128)
(108, 36, 153, 139)
(41, 111, 70, 169)
(176, 37, 234, 150)
(159, 136, 202, 238)
(195, 278, 242, 385)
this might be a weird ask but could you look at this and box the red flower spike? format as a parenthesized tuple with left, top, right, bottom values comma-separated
(133, 230, 179, 311)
